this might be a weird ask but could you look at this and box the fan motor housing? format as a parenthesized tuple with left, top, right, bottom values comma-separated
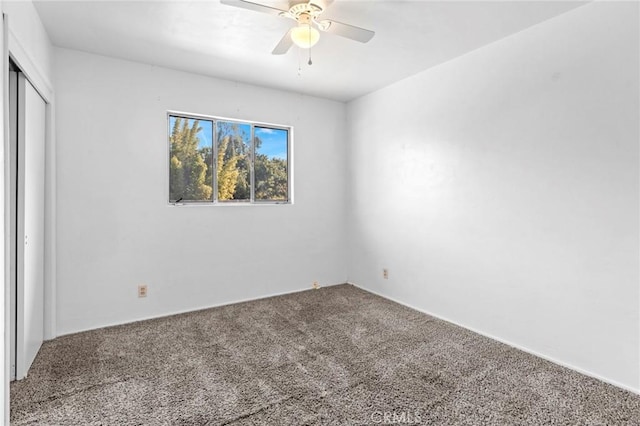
(288, 0, 324, 18)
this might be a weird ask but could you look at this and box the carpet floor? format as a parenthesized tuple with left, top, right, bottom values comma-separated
(10, 284, 640, 425)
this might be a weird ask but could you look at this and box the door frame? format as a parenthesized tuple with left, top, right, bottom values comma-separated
(2, 11, 57, 418)
(7, 65, 16, 381)
(5, 30, 56, 345)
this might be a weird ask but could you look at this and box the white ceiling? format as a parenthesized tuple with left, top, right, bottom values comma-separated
(33, 0, 586, 102)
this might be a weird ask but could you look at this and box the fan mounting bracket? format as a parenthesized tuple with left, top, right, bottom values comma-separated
(287, 1, 324, 19)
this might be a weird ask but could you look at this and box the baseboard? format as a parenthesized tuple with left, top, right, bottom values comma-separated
(57, 281, 347, 338)
(347, 281, 640, 396)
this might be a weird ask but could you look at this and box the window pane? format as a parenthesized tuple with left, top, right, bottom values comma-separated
(254, 127, 288, 201)
(169, 116, 213, 202)
(216, 121, 251, 202)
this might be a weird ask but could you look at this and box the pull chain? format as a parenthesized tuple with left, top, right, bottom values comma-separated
(297, 23, 314, 73)
(307, 23, 313, 66)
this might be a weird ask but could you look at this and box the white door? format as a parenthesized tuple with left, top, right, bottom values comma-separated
(14, 73, 46, 380)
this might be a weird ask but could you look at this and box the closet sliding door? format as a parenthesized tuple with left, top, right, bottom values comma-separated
(13, 72, 46, 380)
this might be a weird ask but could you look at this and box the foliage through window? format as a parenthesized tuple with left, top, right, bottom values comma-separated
(169, 113, 290, 204)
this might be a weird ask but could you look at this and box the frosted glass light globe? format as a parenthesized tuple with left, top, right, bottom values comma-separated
(291, 24, 320, 49)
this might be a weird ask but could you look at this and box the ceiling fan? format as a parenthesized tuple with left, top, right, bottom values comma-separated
(220, 0, 375, 55)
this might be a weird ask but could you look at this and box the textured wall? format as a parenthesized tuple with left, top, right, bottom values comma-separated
(347, 2, 639, 391)
(54, 48, 348, 335)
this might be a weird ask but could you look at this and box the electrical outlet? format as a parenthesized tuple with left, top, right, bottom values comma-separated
(138, 284, 148, 298)
(383, 269, 389, 279)
(312, 281, 320, 290)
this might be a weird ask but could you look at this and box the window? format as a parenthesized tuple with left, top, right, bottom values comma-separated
(168, 113, 291, 204)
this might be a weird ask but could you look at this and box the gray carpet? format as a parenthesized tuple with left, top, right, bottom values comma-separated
(10, 284, 640, 425)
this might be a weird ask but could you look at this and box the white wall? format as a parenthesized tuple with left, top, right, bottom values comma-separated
(1, 4, 6, 424)
(54, 48, 348, 335)
(3, 0, 53, 99)
(347, 1, 639, 392)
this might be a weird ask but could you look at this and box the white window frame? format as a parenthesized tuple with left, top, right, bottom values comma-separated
(167, 111, 293, 206)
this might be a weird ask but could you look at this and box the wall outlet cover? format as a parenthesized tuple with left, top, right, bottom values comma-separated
(138, 284, 148, 298)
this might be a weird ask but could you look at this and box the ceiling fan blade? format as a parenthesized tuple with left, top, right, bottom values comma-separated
(315, 0, 334, 11)
(318, 19, 374, 43)
(220, 0, 288, 17)
(272, 28, 294, 55)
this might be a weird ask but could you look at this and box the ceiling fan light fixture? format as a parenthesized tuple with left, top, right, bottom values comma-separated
(291, 24, 320, 49)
